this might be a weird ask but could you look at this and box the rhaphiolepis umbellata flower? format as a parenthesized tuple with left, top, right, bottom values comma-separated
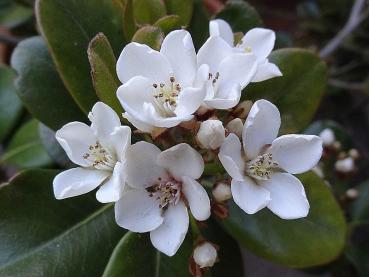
(218, 100, 323, 219)
(115, 142, 210, 256)
(53, 102, 130, 203)
(209, 19, 282, 82)
(116, 30, 207, 133)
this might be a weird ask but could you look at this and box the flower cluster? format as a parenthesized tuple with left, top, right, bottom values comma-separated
(53, 20, 322, 259)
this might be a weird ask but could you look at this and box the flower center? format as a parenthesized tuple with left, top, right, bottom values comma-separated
(83, 141, 116, 171)
(208, 72, 220, 87)
(152, 76, 181, 117)
(146, 177, 181, 211)
(245, 153, 279, 181)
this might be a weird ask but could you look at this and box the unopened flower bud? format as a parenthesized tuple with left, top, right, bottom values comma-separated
(333, 141, 342, 151)
(319, 128, 335, 147)
(335, 157, 355, 173)
(193, 242, 218, 268)
(212, 182, 232, 202)
(348, 148, 360, 160)
(196, 119, 225, 150)
(226, 118, 243, 138)
(346, 188, 358, 199)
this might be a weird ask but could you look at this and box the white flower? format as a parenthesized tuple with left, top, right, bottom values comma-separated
(209, 19, 282, 82)
(212, 182, 232, 202)
(193, 242, 218, 268)
(226, 118, 243, 138)
(335, 157, 355, 173)
(116, 30, 207, 133)
(196, 119, 225, 150)
(319, 128, 336, 147)
(53, 102, 131, 203)
(218, 99, 323, 219)
(197, 31, 258, 109)
(114, 142, 210, 256)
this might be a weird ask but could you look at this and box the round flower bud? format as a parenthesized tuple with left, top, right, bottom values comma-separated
(196, 119, 225, 150)
(193, 242, 218, 268)
(319, 128, 335, 147)
(212, 182, 232, 202)
(348, 148, 360, 160)
(226, 118, 243, 138)
(346, 188, 358, 199)
(335, 157, 355, 173)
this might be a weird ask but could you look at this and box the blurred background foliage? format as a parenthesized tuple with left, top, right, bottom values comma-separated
(0, 0, 369, 276)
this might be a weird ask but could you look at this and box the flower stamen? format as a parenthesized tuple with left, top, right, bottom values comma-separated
(83, 141, 116, 171)
(146, 177, 181, 211)
(152, 76, 182, 117)
(245, 153, 279, 181)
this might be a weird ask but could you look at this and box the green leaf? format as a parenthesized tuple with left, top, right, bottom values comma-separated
(11, 36, 87, 130)
(345, 223, 369, 277)
(164, 0, 193, 26)
(351, 180, 369, 221)
(132, 25, 164, 50)
(0, 169, 126, 276)
(103, 232, 192, 277)
(220, 172, 347, 268)
(38, 123, 71, 167)
(0, 2, 33, 28)
(88, 33, 123, 115)
(214, 0, 262, 33)
(154, 15, 182, 34)
(36, 0, 125, 113)
(1, 120, 52, 169)
(188, 0, 209, 50)
(122, 0, 137, 41)
(0, 64, 22, 142)
(133, 0, 166, 25)
(244, 48, 327, 134)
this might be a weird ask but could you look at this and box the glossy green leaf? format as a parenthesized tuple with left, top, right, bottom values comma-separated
(164, 0, 193, 26)
(38, 123, 71, 167)
(154, 15, 182, 34)
(122, 0, 137, 41)
(0, 64, 22, 142)
(214, 0, 262, 33)
(0, 1, 33, 28)
(36, 0, 125, 113)
(220, 172, 347, 268)
(132, 25, 164, 50)
(188, 0, 209, 50)
(244, 48, 327, 134)
(1, 120, 52, 169)
(133, 0, 166, 25)
(88, 33, 123, 115)
(11, 36, 87, 130)
(0, 169, 126, 276)
(351, 181, 369, 221)
(345, 223, 369, 277)
(103, 232, 192, 277)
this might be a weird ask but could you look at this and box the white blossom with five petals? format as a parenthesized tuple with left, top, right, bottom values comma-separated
(218, 99, 323, 219)
(209, 19, 282, 82)
(115, 142, 210, 256)
(53, 102, 131, 203)
(116, 30, 207, 133)
(197, 33, 258, 109)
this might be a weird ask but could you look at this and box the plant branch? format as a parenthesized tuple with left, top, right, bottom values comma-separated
(319, 0, 369, 59)
(328, 78, 367, 91)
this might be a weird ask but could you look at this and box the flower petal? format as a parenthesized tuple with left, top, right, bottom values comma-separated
(231, 178, 270, 214)
(160, 30, 197, 86)
(115, 189, 163, 232)
(175, 86, 207, 117)
(157, 143, 204, 180)
(239, 28, 275, 61)
(88, 102, 121, 142)
(205, 83, 242, 109)
(96, 162, 125, 203)
(252, 60, 282, 82)
(209, 19, 234, 46)
(55, 122, 97, 167)
(260, 173, 309, 219)
(218, 133, 245, 181)
(182, 176, 210, 221)
(269, 134, 323, 174)
(218, 53, 257, 89)
(150, 201, 189, 256)
(243, 99, 280, 160)
(197, 36, 233, 74)
(108, 126, 131, 162)
(53, 167, 109, 199)
(123, 112, 154, 133)
(126, 141, 167, 189)
(116, 42, 171, 84)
